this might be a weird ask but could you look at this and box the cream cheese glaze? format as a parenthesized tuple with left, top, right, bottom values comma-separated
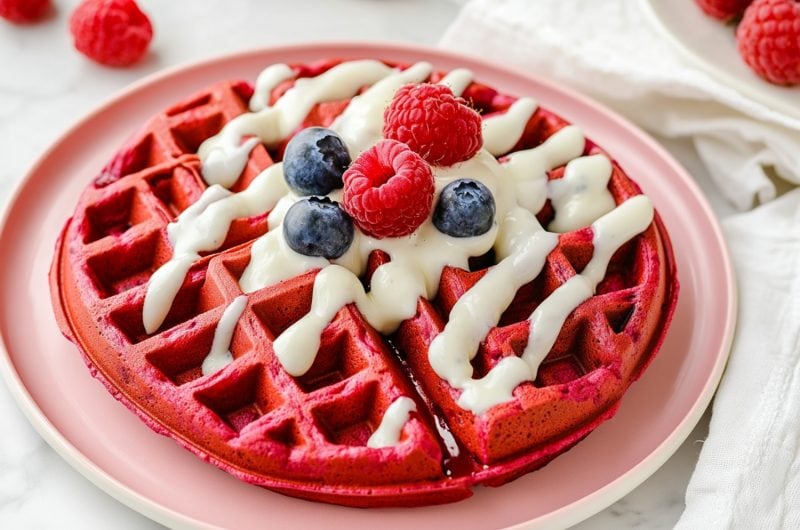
(198, 60, 399, 187)
(142, 60, 654, 416)
(547, 154, 616, 233)
(249, 63, 295, 112)
(201, 295, 248, 376)
(367, 397, 417, 448)
(142, 167, 288, 334)
(482, 98, 538, 156)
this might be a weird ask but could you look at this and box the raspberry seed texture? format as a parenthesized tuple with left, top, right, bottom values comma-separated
(342, 139, 434, 239)
(384, 83, 483, 167)
(737, 0, 800, 85)
(70, 0, 153, 67)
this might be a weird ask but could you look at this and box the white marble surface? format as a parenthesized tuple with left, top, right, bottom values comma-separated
(0, 1, 733, 528)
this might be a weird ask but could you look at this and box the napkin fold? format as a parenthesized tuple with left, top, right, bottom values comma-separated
(441, 1, 800, 527)
(681, 189, 800, 529)
(440, 0, 800, 210)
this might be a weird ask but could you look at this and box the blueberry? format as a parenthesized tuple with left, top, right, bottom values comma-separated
(283, 127, 351, 196)
(282, 197, 354, 259)
(433, 179, 496, 237)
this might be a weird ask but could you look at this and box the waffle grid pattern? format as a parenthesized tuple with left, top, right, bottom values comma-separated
(51, 62, 678, 507)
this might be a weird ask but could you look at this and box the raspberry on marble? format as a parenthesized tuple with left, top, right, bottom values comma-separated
(69, 0, 153, 67)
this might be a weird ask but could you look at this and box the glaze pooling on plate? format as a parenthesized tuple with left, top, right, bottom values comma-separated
(50, 57, 678, 507)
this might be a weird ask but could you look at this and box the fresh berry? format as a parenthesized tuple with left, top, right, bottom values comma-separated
(695, 0, 753, 20)
(283, 127, 351, 196)
(342, 139, 434, 239)
(383, 83, 482, 166)
(0, 0, 50, 23)
(737, 0, 800, 85)
(69, 0, 153, 67)
(433, 179, 496, 238)
(282, 197, 354, 259)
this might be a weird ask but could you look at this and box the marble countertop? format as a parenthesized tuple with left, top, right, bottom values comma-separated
(0, 1, 733, 528)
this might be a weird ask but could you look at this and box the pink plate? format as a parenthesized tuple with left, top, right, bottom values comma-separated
(0, 43, 735, 529)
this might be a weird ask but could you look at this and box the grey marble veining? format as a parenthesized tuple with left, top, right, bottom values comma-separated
(0, 1, 725, 528)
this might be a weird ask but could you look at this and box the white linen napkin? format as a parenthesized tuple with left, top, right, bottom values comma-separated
(440, 0, 800, 211)
(440, 1, 800, 527)
(682, 188, 800, 529)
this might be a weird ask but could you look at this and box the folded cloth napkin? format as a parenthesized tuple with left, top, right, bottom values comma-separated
(440, 0, 800, 210)
(441, 1, 800, 527)
(683, 189, 800, 529)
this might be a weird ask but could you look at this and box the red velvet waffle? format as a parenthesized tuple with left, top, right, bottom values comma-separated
(50, 59, 679, 507)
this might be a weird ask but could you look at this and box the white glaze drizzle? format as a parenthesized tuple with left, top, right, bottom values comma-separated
(450, 196, 653, 413)
(428, 208, 558, 411)
(239, 229, 328, 294)
(482, 98, 538, 156)
(367, 397, 417, 448)
(438, 68, 473, 96)
(522, 196, 654, 376)
(330, 62, 433, 157)
(265, 152, 507, 377)
(501, 125, 585, 214)
(145, 62, 433, 332)
(143, 184, 231, 334)
(142, 60, 656, 415)
(201, 295, 248, 376)
(547, 154, 616, 233)
(198, 60, 396, 187)
(249, 63, 295, 112)
(201, 138, 260, 188)
(142, 166, 287, 333)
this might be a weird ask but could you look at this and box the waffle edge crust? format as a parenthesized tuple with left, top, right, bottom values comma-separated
(49, 59, 679, 508)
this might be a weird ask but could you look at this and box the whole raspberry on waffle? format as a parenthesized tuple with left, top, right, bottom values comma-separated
(70, 0, 153, 67)
(695, 0, 753, 20)
(342, 139, 434, 238)
(0, 0, 50, 23)
(383, 83, 482, 166)
(737, 0, 800, 85)
(50, 59, 678, 507)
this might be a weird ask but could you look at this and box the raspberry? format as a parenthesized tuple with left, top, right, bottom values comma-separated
(342, 140, 434, 239)
(384, 83, 482, 167)
(0, 0, 50, 23)
(695, 0, 753, 20)
(737, 0, 800, 85)
(70, 0, 153, 67)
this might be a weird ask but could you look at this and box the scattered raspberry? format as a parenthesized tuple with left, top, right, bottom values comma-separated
(0, 0, 50, 23)
(695, 0, 753, 20)
(737, 0, 800, 85)
(383, 83, 482, 167)
(70, 0, 153, 67)
(342, 140, 434, 239)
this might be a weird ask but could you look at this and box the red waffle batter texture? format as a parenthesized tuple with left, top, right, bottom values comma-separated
(50, 59, 679, 507)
